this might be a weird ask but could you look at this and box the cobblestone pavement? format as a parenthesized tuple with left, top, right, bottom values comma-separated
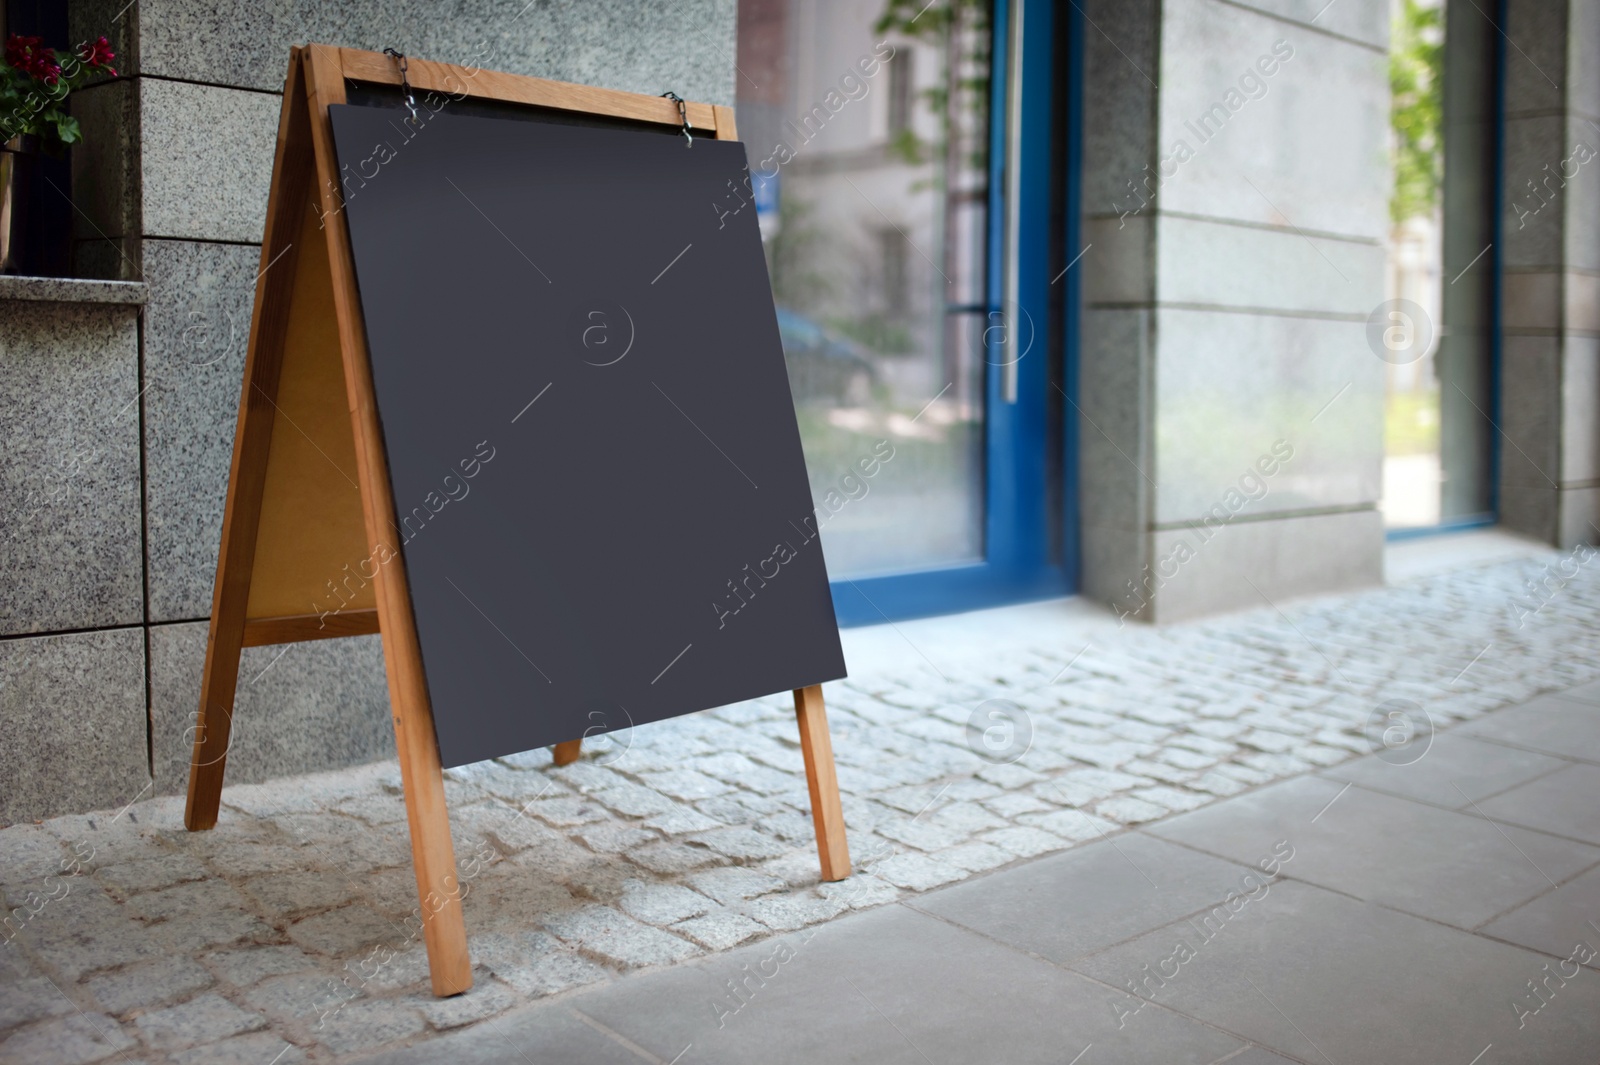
(4, 541, 1598, 1063)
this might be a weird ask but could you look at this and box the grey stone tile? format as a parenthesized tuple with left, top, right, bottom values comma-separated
(913, 833, 1272, 965)
(1222, 0, 1388, 48)
(673, 910, 766, 950)
(1554, 681, 1600, 705)
(1157, 0, 1388, 239)
(0, 629, 150, 824)
(1073, 881, 1600, 1065)
(239, 869, 362, 919)
(1480, 864, 1600, 963)
(201, 944, 321, 988)
(617, 882, 714, 925)
(0, 818, 68, 876)
(1080, 0, 1160, 214)
(1320, 732, 1571, 808)
(140, 79, 278, 242)
(357, 1003, 643, 1065)
(147, 621, 394, 795)
(1147, 775, 1600, 928)
(413, 977, 519, 1030)
(1217, 1050, 1302, 1065)
(133, 992, 267, 1050)
(140, 238, 257, 622)
(568, 905, 1242, 1064)
(93, 852, 210, 896)
(131, 0, 737, 103)
(688, 867, 785, 905)
(287, 904, 400, 958)
(469, 930, 609, 998)
(85, 955, 214, 1014)
(1158, 215, 1385, 317)
(0, 1012, 138, 1064)
(542, 905, 701, 968)
(316, 997, 425, 1055)
(1460, 694, 1600, 763)
(170, 1031, 307, 1065)
(1473, 764, 1600, 845)
(8, 876, 167, 980)
(742, 892, 846, 931)
(238, 968, 336, 1021)
(0, 300, 142, 634)
(0, 976, 74, 1029)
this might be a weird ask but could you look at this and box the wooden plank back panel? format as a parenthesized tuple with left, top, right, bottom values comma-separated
(245, 195, 376, 621)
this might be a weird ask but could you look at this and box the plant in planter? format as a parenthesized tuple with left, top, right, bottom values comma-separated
(1, 34, 117, 273)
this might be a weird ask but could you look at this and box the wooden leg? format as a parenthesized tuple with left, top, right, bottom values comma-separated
(185, 620, 247, 830)
(551, 738, 583, 766)
(392, 703, 474, 996)
(794, 684, 850, 881)
(301, 45, 472, 997)
(185, 52, 315, 832)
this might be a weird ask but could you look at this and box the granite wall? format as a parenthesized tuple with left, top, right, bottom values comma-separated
(0, 1, 736, 822)
(1078, 0, 1390, 623)
(1497, 0, 1600, 547)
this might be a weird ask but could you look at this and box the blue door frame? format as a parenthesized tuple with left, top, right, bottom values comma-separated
(829, 0, 1079, 626)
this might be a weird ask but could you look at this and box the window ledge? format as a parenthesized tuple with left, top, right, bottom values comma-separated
(0, 275, 148, 306)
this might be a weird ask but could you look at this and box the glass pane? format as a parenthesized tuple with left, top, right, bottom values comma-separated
(1381, 0, 1446, 529)
(735, 0, 992, 577)
(1382, 0, 1496, 529)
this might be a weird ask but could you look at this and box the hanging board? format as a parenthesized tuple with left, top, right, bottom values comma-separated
(325, 103, 847, 768)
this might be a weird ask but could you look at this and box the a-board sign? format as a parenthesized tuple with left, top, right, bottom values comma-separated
(186, 46, 853, 998)
(326, 104, 848, 768)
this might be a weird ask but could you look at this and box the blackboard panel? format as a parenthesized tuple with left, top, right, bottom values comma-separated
(328, 103, 847, 768)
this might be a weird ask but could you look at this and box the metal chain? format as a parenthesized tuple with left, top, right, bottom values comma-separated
(660, 91, 693, 147)
(382, 48, 420, 125)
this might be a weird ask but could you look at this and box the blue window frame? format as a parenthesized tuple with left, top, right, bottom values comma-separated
(830, 0, 1079, 625)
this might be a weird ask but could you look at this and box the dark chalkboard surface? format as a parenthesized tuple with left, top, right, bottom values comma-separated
(328, 102, 847, 768)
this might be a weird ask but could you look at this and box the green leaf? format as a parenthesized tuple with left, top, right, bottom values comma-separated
(52, 114, 82, 144)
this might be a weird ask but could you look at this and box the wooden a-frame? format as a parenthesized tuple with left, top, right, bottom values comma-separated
(185, 44, 852, 998)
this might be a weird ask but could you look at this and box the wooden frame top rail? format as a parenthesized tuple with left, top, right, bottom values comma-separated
(330, 46, 725, 136)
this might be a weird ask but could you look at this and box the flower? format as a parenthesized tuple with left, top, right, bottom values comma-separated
(5, 33, 42, 72)
(78, 36, 115, 76)
(5, 33, 62, 84)
(35, 52, 62, 85)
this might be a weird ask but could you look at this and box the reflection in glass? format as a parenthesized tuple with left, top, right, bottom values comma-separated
(736, 0, 993, 576)
(1383, 0, 1496, 529)
(1382, 0, 1445, 528)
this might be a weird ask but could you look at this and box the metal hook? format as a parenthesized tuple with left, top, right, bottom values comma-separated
(383, 47, 420, 126)
(660, 91, 692, 147)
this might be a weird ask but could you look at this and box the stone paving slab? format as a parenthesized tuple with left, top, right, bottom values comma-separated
(3, 549, 1600, 1062)
(363, 669, 1600, 1065)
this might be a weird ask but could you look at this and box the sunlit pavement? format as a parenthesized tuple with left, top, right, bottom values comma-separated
(4, 531, 1598, 1063)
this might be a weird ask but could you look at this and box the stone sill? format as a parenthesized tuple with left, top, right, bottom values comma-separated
(0, 275, 148, 305)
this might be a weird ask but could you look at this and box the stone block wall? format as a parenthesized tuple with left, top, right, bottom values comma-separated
(1079, 0, 1391, 623)
(1498, 0, 1600, 547)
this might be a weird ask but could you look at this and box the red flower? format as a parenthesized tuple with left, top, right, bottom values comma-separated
(5, 33, 43, 72)
(5, 33, 62, 84)
(78, 35, 115, 74)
